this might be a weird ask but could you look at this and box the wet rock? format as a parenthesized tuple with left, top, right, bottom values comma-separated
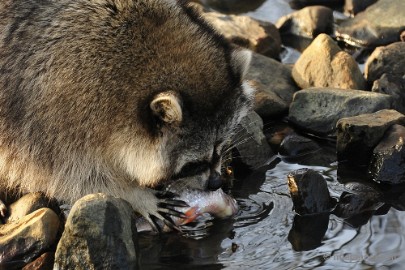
(279, 133, 336, 166)
(22, 252, 54, 270)
(344, 0, 377, 16)
(6, 193, 58, 223)
(0, 208, 60, 266)
(199, 0, 266, 14)
(366, 42, 405, 112)
(233, 111, 274, 169)
(287, 168, 334, 215)
(336, 0, 405, 47)
(264, 123, 294, 152)
(276, 6, 334, 38)
(292, 34, 366, 90)
(369, 125, 405, 184)
(288, 213, 329, 251)
(289, 88, 393, 135)
(54, 194, 138, 270)
(246, 52, 299, 118)
(337, 110, 405, 166)
(196, 6, 282, 59)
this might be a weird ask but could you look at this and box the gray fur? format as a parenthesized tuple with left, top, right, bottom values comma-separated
(0, 0, 253, 223)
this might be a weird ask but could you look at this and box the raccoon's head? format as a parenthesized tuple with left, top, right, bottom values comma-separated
(110, 0, 255, 189)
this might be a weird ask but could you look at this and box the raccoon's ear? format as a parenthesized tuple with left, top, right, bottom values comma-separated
(231, 49, 252, 78)
(150, 91, 183, 124)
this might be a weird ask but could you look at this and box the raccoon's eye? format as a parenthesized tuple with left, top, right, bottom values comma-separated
(173, 160, 210, 179)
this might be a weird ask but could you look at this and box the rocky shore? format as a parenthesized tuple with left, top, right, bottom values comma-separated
(1, 0, 405, 269)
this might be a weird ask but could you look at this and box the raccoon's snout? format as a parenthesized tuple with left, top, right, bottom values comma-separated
(207, 171, 222, 191)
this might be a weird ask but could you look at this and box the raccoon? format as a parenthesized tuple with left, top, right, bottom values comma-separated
(0, 0, 254, 228)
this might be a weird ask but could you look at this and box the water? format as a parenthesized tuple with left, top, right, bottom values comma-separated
(138, 1, 405, 269)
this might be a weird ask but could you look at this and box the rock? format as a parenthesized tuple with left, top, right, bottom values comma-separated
(287, 168, 334, 215)
(233, 111, 274, 169)
(336, 0, 405, 47)
(365, 42, 405, 111)
(292, 34, 366, 90)
(246, 52, 299, 118)
(199, 0, 266, 14)
(0, 208, 60, 266)
(288, 88, 393, 135)
(197, 6, 282, 59)
(372, 74, 405, 114)
(22, 252, 54, 270)
(54, 194, 138, 270)
(279, 132, 336, 166)
(369, 125, 405, 184)
(344, 0, 377, 16)
(276, 6, 334, 38)
(6, 193, 59, 223)
(337, 110, 405, 166)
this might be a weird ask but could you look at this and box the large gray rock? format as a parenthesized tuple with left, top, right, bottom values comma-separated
(54, 194, 138, 270)
(199, 0, 266, 14)
(246, 52, 299, 118)
(336, 0, 405, 47)
(194, 4, 282, 59)
(289, 88, 393, 135)
(276, 6, 334, 38)
(234, 111, 274, 169)
(337, 110, 405, 165)
(292, 34, 366, 90)
(369, 124, 405, 184)
(0, 208, 60, 266)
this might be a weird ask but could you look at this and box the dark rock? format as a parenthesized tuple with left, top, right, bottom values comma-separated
(344, 0, 377, 16)
(287, 168, 334, 215)
(246, 52, 299, 118)
(292, 34, 366, 90)
(264, 123, 294, 152)
(22, 252, 54, 270)
(0, 208, 60, 266)
(199, 0, 266, 14)
(233, 111, 274, 169)
(337, 110, 405, 166)
(369, 125, 405, 184)
(54, 194, 138, 270)
(289, 0, 344, 9)
(336, 0, 405, 47)
(279, 133, 336, 166)
(276, 6, 334, 38)
(366, 42, 405, 112)
(196, 6, 282, 59)
(289, 88, 393, 135)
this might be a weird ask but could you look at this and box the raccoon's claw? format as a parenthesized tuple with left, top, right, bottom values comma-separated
(159, 199, 189, 208)
(158, 208, 187, 219)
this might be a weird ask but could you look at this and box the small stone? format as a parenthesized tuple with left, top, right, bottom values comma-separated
(276, 6, 334, 38)
(196, 5, 282, 59)
(233, 111, 274, 169)
(287, 168, 333, 215)
(246, 52, 299, 118)
(336, 0, 405, 47)
(372, 74, 405, 114)
(292, 34, 366, 90)
(54, 193, 138, 270)
(333, 190, 382, 219)
(369, 125, 405, 184)
(288, 88, 393, 135)
(0, 208, 60, 265)
(337, 110, 405, 166)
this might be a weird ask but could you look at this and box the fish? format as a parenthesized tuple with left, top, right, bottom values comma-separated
(136, 188, 239, 233)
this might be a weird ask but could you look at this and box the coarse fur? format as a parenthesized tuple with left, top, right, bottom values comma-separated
(0, 0, 254, 225)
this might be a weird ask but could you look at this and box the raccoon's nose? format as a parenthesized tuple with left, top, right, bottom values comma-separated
(208, 171, 222, 190)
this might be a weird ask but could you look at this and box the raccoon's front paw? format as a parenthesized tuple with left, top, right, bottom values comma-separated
(131, 189, 188, 233)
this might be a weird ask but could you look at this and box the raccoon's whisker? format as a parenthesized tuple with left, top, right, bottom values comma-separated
(222, 134, 256, 155)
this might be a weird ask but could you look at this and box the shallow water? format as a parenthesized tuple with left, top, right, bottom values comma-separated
(138, 1, 405, 269)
